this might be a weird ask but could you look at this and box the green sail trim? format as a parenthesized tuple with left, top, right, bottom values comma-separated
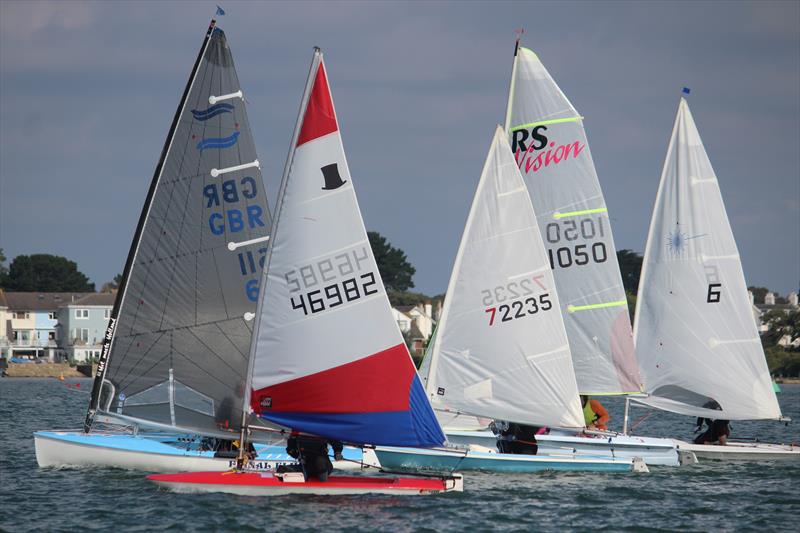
(509, 116, 584, 133)
(567, 300, 628, 313)
(554, 207, 608, 220)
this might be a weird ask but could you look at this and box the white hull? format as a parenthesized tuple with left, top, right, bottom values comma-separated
(673, 440, 800, 461)
(34, 431, 363, 472)
(446, 429, 695, 467)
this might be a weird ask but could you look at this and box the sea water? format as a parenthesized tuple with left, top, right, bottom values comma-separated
(1, 378, 798, 531)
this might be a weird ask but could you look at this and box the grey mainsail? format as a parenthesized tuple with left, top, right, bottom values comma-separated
(86, 21, 271, 435)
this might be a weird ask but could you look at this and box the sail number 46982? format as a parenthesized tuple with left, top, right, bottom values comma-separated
(284, 246, 379, 316)
(290, 274, 378, 315)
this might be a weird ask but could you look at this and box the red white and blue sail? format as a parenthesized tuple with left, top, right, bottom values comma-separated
(247, 50, 445, 447)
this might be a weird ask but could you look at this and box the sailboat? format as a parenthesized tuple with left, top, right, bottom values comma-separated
(148, 48, 462, 495)
(33, 19, 361, 472)
(441, 41, 692, 467)
(630, 94, 799, 461)
(373, 127, 646, 474)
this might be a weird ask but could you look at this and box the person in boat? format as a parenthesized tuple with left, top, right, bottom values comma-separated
(277, 432, 344, 481)
(581, 395, 610, 431)
(693, 400, 730, 445)
(493, 421, 547, 455)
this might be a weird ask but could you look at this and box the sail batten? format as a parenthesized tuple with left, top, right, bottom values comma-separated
(633, 98, 781, 421)
(86, 22, 271, 435)
(425, 126, 584, 429)
(505, 46, 642, 396)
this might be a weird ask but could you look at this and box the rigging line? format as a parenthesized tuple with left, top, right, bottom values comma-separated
(214, 321, 248, 360)
(113, 331, 167, 392)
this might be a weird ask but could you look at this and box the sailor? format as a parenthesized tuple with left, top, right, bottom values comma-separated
(277, 432, 343, 481)
(693, 400, 730, 445)
(493, 421, 544, 455)
(581, 395, 610, 431)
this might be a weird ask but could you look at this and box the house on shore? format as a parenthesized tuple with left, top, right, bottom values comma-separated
(0, 290, 114, 362)
(56, 292, 115, 362)
(0, 290, 90, 360)
(392, 301, 440, 356)
(750, 290, 799, 348)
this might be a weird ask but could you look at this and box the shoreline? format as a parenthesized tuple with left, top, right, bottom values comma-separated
(2, 363, 96, 378)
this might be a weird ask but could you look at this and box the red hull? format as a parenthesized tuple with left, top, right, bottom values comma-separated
(147, 471, 462, 495)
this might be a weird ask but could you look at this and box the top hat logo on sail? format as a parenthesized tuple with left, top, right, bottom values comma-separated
(320, 163, 346, 190)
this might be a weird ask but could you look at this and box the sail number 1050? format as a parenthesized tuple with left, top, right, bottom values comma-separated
(545, 216, 608, 269)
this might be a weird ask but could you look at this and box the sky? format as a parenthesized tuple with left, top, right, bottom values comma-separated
(1, 0, 798, 296)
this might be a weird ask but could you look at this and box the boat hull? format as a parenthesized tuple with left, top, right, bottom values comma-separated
(375, 446, 648, 473)
(147, 471, 463, 496)
(34, 431, 364, 472)
(445, 429, 693, 467)
(673, 439, 800, 461)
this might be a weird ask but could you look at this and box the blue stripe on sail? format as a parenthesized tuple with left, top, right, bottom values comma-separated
(191, 103, 234, 121)
(259, 377, 445, 447)
(196, 131, 240, 151)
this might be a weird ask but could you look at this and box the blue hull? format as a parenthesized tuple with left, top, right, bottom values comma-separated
(34, 430, 362, 471)
(375, 446, 637, 473)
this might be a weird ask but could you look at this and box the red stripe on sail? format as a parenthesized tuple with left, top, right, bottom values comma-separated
(251, 343, 414, 414)
(296, 62, 338, 147)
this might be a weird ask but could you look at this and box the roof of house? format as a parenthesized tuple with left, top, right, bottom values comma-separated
(408, 322, 425, 340)
(67, 293, 116, 307)
(2, 292, 92, 311)
(755, 303, 798, 312)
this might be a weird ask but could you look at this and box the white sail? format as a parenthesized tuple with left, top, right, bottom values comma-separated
(633, 98, 782, 421)
(426, 126, 584, 429)
(505, 45, 642, 395)
(246, 50, 444, 447)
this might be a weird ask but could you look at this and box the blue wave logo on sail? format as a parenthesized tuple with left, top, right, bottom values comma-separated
(196, 131, 240, 151)
(191, 103, 234, 121)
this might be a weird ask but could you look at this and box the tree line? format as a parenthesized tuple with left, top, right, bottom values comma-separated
(2, 242, 796, 377)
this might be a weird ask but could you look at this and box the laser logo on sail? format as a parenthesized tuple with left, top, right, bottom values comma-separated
(191, 103, 234, 121)
(196, 131, 240, 151)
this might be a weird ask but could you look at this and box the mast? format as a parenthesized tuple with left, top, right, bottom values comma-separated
(235, 48, 322, 464)
(84, 20, 219, 433)
(503, 33, 522, 132)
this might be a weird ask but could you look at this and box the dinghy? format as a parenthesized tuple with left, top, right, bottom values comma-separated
(149, 48, 462, 495)
(148, 471, 462, 496)
(374, 126, 646, 474)
(31, 18, 371, 472)
(631, 94, 799, 461)
(424, 41, 689, 467)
